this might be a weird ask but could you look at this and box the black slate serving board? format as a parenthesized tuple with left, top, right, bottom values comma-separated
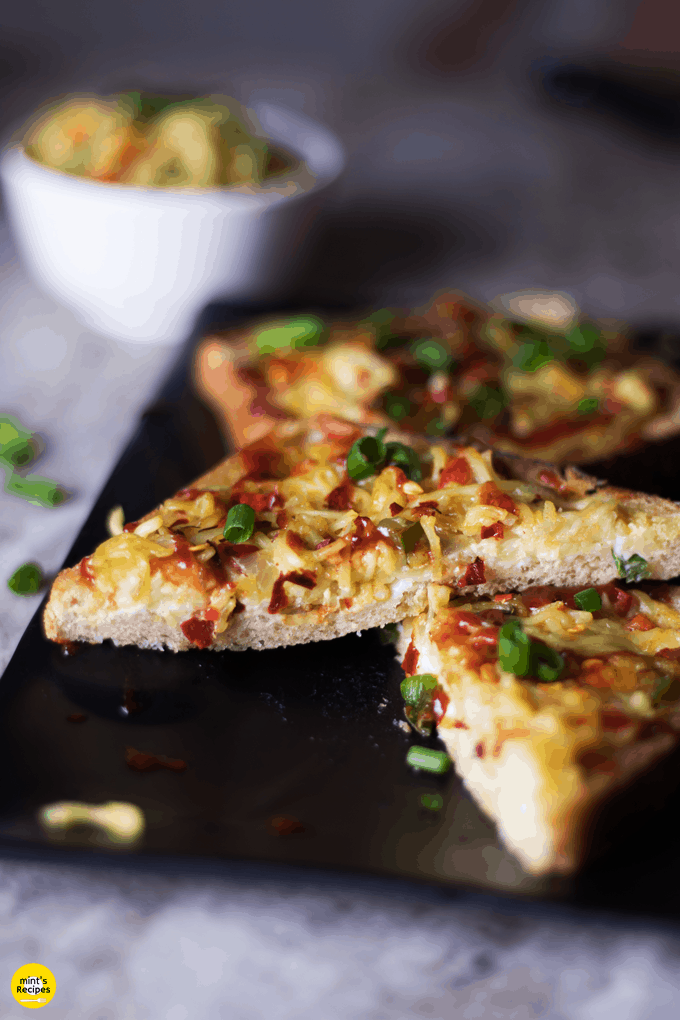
(2, 305, 680, 918)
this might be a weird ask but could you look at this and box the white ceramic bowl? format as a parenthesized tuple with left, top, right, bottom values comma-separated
(0, 103, 345, 344)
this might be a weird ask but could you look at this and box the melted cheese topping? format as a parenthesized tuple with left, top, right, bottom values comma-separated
(69, 422, 680, 646)
(400, 582, 680, 873)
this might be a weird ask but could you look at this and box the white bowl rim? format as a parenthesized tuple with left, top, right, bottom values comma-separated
(0, 101, 345, 205)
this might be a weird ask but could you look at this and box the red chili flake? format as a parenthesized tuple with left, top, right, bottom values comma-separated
(481, 521, 504, 540)
(458, 557, 486, 587)
(269, 814, 305, 835)
(478, 481, 517, 515)
(390, 502, 404, 516)
(454, 720, 469, 729)
(123, 521, 139, 532)
(658, 647, 680, 661)
(452, 610, 485, 632)
(402, 640, 420, 676)
(625, 613, 656, 632)
(438, 456, 472, 488)
(180, 616, 215, 649)
(268, 570, 317, 614)
(231, 489, 282, 513)
(494, 593, 513, 603)
(610, 585, 635, 616)
(126, 747, 188, 773)
(79, 556, 95, 584)
(475, 742, 485, 758)
(66, 713, 87, 723)
(286, 531, 307, 552)
(204, 608, 220, 622)
(325, 479, 354, 511)
(342, 597, 353, 609)
(601, 711, 635, 731)
(412, 500, 438, 518)
(316, 538, 333, 549)
(351, 516, 385, 553)
(538, 469, 570, 494)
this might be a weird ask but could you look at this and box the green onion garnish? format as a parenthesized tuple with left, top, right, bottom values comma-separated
(513, 337, 553, 373)
(5, 475, 66, 507)
(347, 428, 388, 481)
(574, 588, 602, 612)
(498, 618, 565, 682)
(384, 441, 422, 482)
(0, 416, 37, 469)
(577, 397, 599, 416)
(254, 314, 325, 354)
(612, 550, 651, 583)
(223, 503, 256, 543)
(347, 429, 422, 483)
(401, 673, 439, 737)
(406, 746, 451, 773)
(8, 562, 43, 596)
(498, 618, 533, 676)
(469, 384, 507, 421)
(411, 338, 452, 373)
(420, 793, 444, 811)
(566, 323, 605, 367)
(384, 392, 412, 422)
(532, 643, 565, 683)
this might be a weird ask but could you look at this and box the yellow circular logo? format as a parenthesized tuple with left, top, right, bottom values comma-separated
(11, 965, 56, 1008)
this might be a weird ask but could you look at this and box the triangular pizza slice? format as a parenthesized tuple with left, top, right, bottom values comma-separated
(44, 417, 680, 652)
(397, 581, 680, 874)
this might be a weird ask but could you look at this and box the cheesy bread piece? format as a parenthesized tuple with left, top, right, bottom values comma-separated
(44, 419, 680, 653)
(397, 582, 680, 875)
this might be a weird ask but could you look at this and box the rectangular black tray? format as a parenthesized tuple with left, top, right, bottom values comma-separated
(3, 304, 680, 918)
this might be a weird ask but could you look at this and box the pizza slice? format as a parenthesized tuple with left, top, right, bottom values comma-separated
(44, 417, 680, 653)
(396, 581, 680, 875)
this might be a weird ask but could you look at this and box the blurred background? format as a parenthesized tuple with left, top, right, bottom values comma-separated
(2, 4, 680, 1017)
(2, 0, 680, 319)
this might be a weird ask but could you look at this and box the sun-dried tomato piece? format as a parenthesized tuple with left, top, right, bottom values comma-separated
(458, 557, 486, 586)
(438, 456, 472, 488)
(481, 521, 504, 540)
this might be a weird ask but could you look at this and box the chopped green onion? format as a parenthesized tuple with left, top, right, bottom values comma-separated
(0, 416, 37, 469)
(532, 643, 565, 683)
(406, 746, 451, 773)
(364, 309, 402, 351)
(612, 550, 651, 583)
(5, 474, 66, 507)
(469, 384, 507, 421)
(566, 324, 605, 367)
(420, 792, 443, 811)
(401, 672, 439, 735)
(411, 338, 452, 373)
(401, 673, 438, 707)
(513, 337, 553, 373)
(577, 397, 599, 416)
(384, 392, 412, 422)
(347, 428, 388, 481)
(498, 618, 533, 676)
(254, 314, 325, 354)
(401, 522, 425, 554)
(574, 588, 602, 612)
(425, 418, 447, 436)
(8, 562, 43, 596)
(384, 441, 422, 482)
(498, 618, 565, 682)
(223, 503, 255, 543)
